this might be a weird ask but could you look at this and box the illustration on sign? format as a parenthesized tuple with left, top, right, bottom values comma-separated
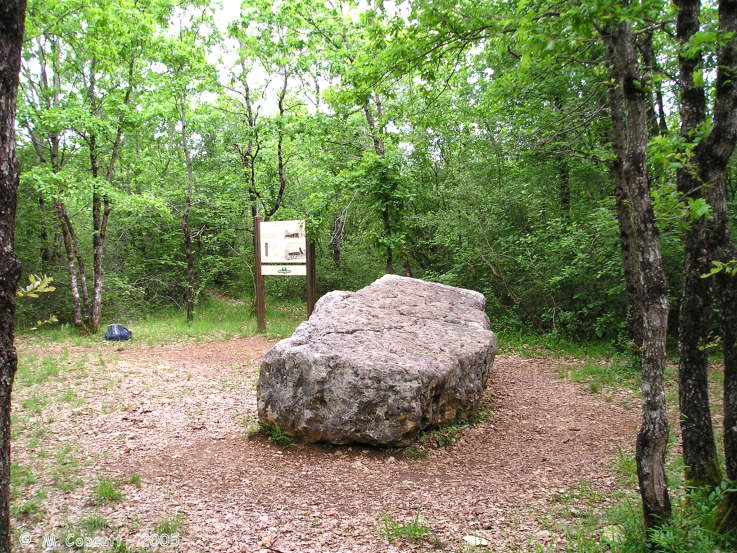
(259, 220, 306, 264)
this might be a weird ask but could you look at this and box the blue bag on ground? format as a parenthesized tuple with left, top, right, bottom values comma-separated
(105, 324, 132, 341)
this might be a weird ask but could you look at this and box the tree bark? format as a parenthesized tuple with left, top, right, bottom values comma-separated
(675, 0, 722, 489)
(701, 3, 737, 523)
(0, 3, 26, 552)
(606, 41, 644, 351)
(605, 20, 672, 529)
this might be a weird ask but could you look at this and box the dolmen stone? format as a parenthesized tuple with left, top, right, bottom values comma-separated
(257, 274, 497, 446)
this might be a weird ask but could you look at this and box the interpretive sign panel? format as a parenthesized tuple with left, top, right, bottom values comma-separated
(259, 220, 306, 264)
(254, 216, 316, 331)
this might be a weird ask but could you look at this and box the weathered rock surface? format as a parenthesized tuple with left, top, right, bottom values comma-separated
(257, 274, 497, 445)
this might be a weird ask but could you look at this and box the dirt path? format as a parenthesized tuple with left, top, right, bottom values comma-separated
(13, 337, 639, 552)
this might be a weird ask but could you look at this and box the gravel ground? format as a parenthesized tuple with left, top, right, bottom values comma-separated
(12, 337, 639, 552)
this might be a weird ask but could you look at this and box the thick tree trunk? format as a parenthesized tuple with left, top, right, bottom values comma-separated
(704, 6, 737, 515)
(673, 0, 737, 523)
(0, 3, 26, 552)
(675, 0, 722, 488)
(606, 21, 672, 529)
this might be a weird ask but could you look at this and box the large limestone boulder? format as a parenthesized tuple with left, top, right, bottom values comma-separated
(257, 274, 497, 446)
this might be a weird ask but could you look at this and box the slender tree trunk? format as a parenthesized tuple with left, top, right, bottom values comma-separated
(363, 96, 394, 274)
(62, 205, 91, 323)
(675, 0, 722, 489)
(87, 52, 131, 332)
(91, 189, 110, 332)
(403, 259, 413, 277)
(331, 215, 345, 270)
(606, 20, 672, 529)
(55, 201, 85, 327)
(265, 72, 290, 219)
(180, 99, 196, 322)
(606, 45, 644, 350)
(0, 3, 26, 552)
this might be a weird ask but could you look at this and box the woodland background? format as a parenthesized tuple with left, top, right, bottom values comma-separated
(16, 0, 725, 341)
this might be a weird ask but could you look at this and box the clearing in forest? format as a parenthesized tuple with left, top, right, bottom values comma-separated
(11, 336, 639, 552)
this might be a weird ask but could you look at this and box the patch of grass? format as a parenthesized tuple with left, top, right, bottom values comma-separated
(21, 394, 48, 414)
(551, 481, 604, 506)
(79, 512, 111, 532)
(497, 330, 621, 359)
(433, 425, 460, 447)
(93, 477, 123, 503)
(15, 354, 63, 387)
(379, 508, 432, 542)
(10, 488, 47, 518)
(20, 294, 305, 347)
(614, 447, 638, 484)
(10, 462, 36, 487)
(52, 443, 83, 492)
(128, 473, 142, 488)
(154, 513, 185, 535)
(59, 388, 85, 407)
(558, 356, 640, 392)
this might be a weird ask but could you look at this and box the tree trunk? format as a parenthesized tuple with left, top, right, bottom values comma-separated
(180, 99, 196, 322)
(675, 0, 722, 489)
(606, 20, 672, 530)
(606, 43, 644, 350)
(703, 6, 737, 517)
(331, 215, 345, 270)
(363, 96, 394, 274)
(91, 189, 110, 332)
(0, 3, 26, 552)
(403, 259, 413, 277)
(55, 200, 85, 328)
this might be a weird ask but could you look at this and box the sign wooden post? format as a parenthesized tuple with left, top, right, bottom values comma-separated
(254, 215, 266, 332)
(306, 241, 316, 316)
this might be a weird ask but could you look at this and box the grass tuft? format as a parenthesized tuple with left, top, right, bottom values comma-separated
(93, 476, 123, 503)
(379, 508, 432, 542)
(154, 513, 185, 536)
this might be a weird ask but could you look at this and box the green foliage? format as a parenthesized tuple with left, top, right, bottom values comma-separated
(702, 259, 737, 279)
(255, 422, 293, 446)
(16, 274, 55, 299)
(11, 0, 725, 345)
